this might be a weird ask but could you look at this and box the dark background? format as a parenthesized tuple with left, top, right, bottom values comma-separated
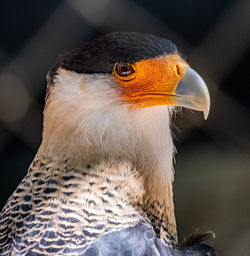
(0, 0, 249, 255)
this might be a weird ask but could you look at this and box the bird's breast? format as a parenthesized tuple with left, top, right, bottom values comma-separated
(0, 156, 146, 255)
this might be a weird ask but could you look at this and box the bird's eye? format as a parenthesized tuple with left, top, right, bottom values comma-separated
(115, 63, 135, 77)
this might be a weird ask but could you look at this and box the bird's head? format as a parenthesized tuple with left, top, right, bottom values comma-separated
(41, 31, 210, 184)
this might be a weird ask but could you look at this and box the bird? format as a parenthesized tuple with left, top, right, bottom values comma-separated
(0, 32, 217, 256)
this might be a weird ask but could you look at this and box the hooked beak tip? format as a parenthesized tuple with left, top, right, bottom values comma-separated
(174, 67, 210, 120)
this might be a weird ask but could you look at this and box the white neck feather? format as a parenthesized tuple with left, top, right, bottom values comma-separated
(40, 69, 175, 202)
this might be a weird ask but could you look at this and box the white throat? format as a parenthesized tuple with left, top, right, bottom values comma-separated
(41, 69, 175, 200)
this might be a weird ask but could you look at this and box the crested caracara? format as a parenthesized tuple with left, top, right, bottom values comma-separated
(0, 32, 217, 256)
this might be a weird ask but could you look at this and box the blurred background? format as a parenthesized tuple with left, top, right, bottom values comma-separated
(0, 0, 249, 255)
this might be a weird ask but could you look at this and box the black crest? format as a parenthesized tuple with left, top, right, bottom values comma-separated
(47, 32, 177, 84)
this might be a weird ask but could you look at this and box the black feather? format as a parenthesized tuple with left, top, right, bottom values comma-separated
(182, 231, 215, 247)
(47, 31, 177, 84)
(178, 231, 219, 256)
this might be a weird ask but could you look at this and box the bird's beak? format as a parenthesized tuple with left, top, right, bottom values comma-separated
(173, 67, 210, 119)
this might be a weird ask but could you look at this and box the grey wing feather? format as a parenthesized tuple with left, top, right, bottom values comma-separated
(81, 223, 218, 256)
(82, 223, 174, 256)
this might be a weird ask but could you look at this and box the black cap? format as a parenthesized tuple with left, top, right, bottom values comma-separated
(47, 32, 177, 83)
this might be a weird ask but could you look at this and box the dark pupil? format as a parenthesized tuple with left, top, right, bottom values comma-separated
(121, 65, 128, 73)
(116, 63, 134, 77)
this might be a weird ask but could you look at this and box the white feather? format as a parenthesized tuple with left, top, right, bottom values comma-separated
(41, 68, 175, 199)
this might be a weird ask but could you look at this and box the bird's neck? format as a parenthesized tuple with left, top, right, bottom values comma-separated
(39, 100, 177, 242)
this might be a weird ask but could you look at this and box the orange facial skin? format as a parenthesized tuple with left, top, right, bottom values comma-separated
(113, 54, 189, 108)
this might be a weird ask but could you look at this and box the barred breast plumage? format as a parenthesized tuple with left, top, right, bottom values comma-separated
(0, 155, 148, 255)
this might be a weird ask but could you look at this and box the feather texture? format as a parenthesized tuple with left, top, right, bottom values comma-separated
(43, 70, 177, 239)
(0, 55, 216, 255)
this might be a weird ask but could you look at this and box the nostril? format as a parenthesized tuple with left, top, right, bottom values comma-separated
(176, 64, 181, 76)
